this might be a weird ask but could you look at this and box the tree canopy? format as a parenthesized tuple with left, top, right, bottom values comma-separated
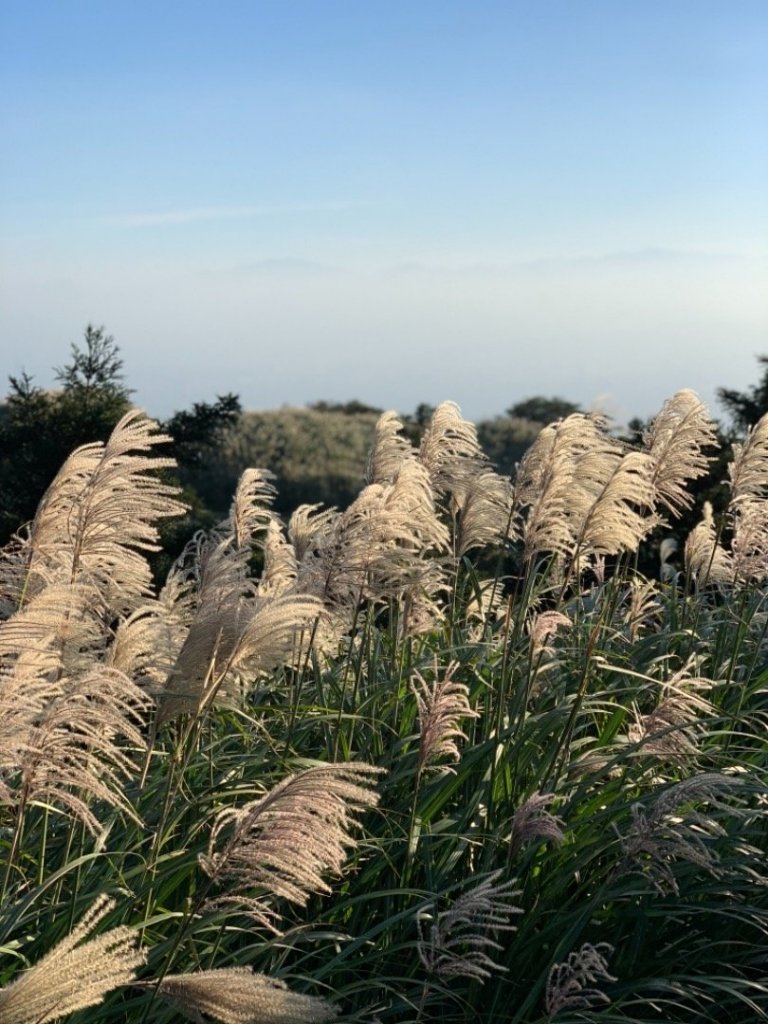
(718, 355, 768, 433)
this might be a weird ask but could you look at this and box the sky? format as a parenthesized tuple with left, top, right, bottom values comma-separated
(1, 0, 766, 427)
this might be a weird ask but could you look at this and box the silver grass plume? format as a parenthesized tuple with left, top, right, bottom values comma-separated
(229, 468, 279, 549)
(528, 610, 572, 658)
(288, 504, 339, 563)
(258, 520, 299, 597)
(0, 582, 100, 674)
(8, 665, 151, 833)
(514, 414, 621, 562)
(418, 401, 489, 508)
(157, 588, 321, 723)
(417, 870, 522, 982)
(463, 576, 509, 630)
(0, 644, 59, 804)
(0, 896, 145, 1023)
(107, 599, 188, 694)
(0, 532, 31, 617)
(107, 538, 202, 693)
(572, 451, 659, 562)
(728, 410, 768, 505)
(296, 466, 447, 613)
(384, 459, 450, 554)
(508, 793, 565, 858)
(684, 501, 733, 584)
(643, 389, 718, 517)
(21, 409, 186, 613)
(659, 536, 679, 582)
(200, 763, 381, 926)
(293, 485, 388, 609)
(398, 576, 447, 639)
(545, 942, 616, 1016)
(411, 660, 480, 775)
(621, 773, 744, 895)
(366, 410, 415, 485)
(628, 663, 714, 763)
(623, 578, 662, 642)
(731, 498, 768, 583)
(154, 968, 337, 1024)
(454, 469, 515, 556)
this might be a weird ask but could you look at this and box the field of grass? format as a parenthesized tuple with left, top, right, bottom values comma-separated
(0, 393, 766, 1023)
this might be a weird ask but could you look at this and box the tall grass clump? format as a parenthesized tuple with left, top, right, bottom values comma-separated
(1, 395, 767, 1022)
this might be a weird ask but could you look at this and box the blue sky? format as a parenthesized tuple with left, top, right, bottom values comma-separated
(1, 1, 766, 425)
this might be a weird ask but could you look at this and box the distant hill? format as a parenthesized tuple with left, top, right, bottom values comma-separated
(214, 406, 382, 516)
(203, 405, 544, 520)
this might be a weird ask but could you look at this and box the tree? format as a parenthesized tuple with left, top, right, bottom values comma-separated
(0, 328, 241, 555)
(54, 324, 130, 402)
(717, 355, 768, 433)
(0, 327, 132, 544)
(505, 395, 581, 424)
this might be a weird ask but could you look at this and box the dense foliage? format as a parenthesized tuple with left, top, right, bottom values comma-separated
(1, 393, 767, 1023)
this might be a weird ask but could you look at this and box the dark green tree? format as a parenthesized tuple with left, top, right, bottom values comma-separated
(0, 326, 132, 543)
(505, 395, 581, 424)
(717, 355, 768, 433)
(0, 328, 242, 559)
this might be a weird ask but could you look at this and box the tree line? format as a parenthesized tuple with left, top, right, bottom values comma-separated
(1, 324, 763, 571)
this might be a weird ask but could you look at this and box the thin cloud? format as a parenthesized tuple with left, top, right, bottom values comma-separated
(103, 200, 375, 228)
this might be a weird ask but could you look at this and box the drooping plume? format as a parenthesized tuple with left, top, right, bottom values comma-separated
(154, 968, 337, 1024)
(545, 942, 616, 1016)
(366, 410, 415, 485)
(411, 660, 480, 775)
(417, 871, 522, 982)
(684, 501, 733, 585)
(643, 389, 718, 517)
(0, 896, 144, 1023)
(20, 410, 186, 614)
(200, 763, 381, 927)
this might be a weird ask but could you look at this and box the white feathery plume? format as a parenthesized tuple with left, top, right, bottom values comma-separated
(515, 414, 622, 563)
(157, 589, 322, 723)
(463, 576, 508, 629)
(366, 409, 415, 485)
(643, 389, 718, 517)
(296, 469, 447, 613)
(659, 536, 679, 582)
(200, 763, 381, 927)
(454, 469, 515, 556)
(10, 665, 151, 833)
(528, 610, 572, 658)
(684, 501, 733, 585)
(573, 451, 659, 560)
(628, 661, 715, 762)
(154, 968, 338, 1024)
(0, 582, 99, 673)
(545, 942, 616, 1016)
(508, 793, 565, 857)
(411, 660, 480, 775)
(731, 498, 768, 583)
(384, 459, 450, 554)
(623, 578, 662, 641)
(417, 871, 522, 982)
(21, 410, 186, 614)
(398, 589, 445, 638)
(621, 773, 744, 895)
(288, 504, 339, 563)
(229, 468, 278, 549)
(0, 643, 59, 804)
(258, 520, 299, 597)
(0, 896, 145, 1023)
(728, 411, 768, 506)
(418, 401, 489, 508)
